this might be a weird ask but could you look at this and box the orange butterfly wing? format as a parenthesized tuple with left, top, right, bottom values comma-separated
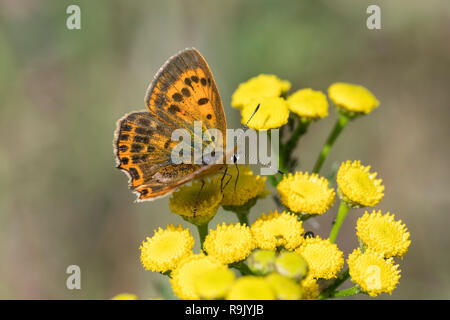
(114, 49, 227, 201)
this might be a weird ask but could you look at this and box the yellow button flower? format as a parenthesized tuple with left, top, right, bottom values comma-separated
(232, 74, 291, 109)
(328, 82, 379, 115)
(348, 248, 401, 297)
(287, 88, 328, 119)
(169, 179, 222, 225)
(203, 222, 255, 264)
(356, 210, 411, 258)
(301, 275, 320, 300)
(194, 267, 236, 300)
(266, 273, 303, 300)
(170, 254, 225, 300)
(220, 165, 269, 207)
(277, 171, 335, 214)
(337, 160, 384, 208)
(226, 276, 275, 300)
(140, 224, 194, 273)
(111, 293, 138, 300)
(295, 236, 344, 279)
(240, 97, 290, 130)
(251, 211, 304, 250)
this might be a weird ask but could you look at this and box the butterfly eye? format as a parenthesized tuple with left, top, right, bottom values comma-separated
(303, 231, 315, 239)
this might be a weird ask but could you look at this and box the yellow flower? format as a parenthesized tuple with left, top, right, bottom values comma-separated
(194, 267, 236, 300)
(169, 179, 222, 225)
(348, 248, 401, 297)
(170, 254, 225, 300)
(301, 275, 320, 300)
(295, 236, 344, 279)
(111, 293, 138, 300)
(232, 74, 291, 109)
(277, 172, 335, 214)
(203, 222, 255, 264)
(287, 88, 328, 119)
(337, 160, 384, 208)
(274, 251, 309, 280)
(356, 210, 411, 258)
(240, 97, 290, 130)
(220, 165, 269, 207)
(226, 276, 276, 300)
(328, 82, 379, 115)
(140, 224, 194, 273)
(251, 211, 304, 250)
(266, 273, 303, 300)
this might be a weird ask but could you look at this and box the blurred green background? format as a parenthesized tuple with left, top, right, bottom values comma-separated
(0, 0, 449, 299)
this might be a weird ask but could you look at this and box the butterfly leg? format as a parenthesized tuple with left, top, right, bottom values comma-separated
(234, 162, 239, 192)
(193, 179, 205, 218)
(220, 166, 229, 193)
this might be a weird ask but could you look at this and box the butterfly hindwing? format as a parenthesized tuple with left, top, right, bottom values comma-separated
(114, 111, 201, 200)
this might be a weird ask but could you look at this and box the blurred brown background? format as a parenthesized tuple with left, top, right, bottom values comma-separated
(0, 0, 449, 299)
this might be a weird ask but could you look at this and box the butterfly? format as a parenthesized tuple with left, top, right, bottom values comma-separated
(113, 48, 230, 202)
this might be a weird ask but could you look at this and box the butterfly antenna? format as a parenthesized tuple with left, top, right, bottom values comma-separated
(244, 103, 260, 128)
(220, 167, 229, 193)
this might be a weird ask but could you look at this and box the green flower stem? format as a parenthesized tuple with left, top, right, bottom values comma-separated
(298, 213, 315, 221)
(328, 286, 361, 298)
(329, 201, 350, 243)
(283, 118, 310, 164)
(197, 223, 209, 250)
(319, 268, 350, 299)
(313, 112, 349, 174)
(269, 117, 310, 187)
(230, 261, 252, 275)
(236, 212, 249, 225)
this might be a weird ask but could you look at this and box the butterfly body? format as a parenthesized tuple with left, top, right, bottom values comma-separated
(114, 49, 227, 201)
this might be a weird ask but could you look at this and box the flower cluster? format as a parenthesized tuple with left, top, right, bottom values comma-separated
(113, 75, 410, 300)
(137, 213, 323, 300)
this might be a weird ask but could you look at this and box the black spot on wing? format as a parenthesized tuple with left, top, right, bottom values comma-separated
(120, 124, 132, 132)
(198, 98, 209, 105)
(129, 168, 140, 180)
(181, 87, 191, 97)
(119, 134, 130, 141)
(172, 93, 183, 102)
(135, 127, 153, 135)
(130, 144, 144, 153)
(168, 104, 180, 114)
(133, 136, 149, 144)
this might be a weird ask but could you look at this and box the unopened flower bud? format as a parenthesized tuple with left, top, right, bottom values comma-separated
(246, 250, 276, 275)
(274, 251, 308, 280)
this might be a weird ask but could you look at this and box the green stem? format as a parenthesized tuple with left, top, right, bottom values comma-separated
(299, 213, 315, 221)
(329, 286, 361, 298)
(197, 223, 209, 250)
(313, 112, 349, 174)
(236, 212, 249, 225)
(329, 201, 350, 243)
(319, 269, 350, 299)
(269, 117, 309, 187)
(283, 118, 309, 162)
(230, 261, 253, 275)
